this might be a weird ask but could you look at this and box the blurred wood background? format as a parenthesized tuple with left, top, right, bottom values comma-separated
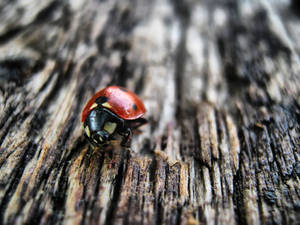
(0, 0, 299, 224)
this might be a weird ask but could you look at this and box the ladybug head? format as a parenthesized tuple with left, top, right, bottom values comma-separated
(90, 130, 109, 146)
(83, 108, 119, 147)
(84, 124, 110, 147)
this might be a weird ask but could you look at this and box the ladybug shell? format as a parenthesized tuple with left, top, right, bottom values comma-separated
(82, 86, 146, 122)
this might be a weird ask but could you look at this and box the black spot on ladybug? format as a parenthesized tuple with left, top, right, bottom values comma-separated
(119, 87, 128, 92)
(96, 96, 109, 104)
(132, 104, 138, 111)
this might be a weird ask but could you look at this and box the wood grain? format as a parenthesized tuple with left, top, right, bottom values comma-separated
(0, 0, 299, 224)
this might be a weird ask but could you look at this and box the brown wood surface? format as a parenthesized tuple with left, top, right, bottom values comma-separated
(0, 0, 299, 224)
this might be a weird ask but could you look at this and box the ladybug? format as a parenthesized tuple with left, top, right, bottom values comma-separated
(82, 86, 147, 147)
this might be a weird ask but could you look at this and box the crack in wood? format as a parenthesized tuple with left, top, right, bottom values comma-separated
(0, 0, 299, 224)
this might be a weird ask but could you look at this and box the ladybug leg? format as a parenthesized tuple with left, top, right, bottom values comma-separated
(133, 117, 148, 128)
(126, 117, 148, 130)
(120, 127, 131, 147)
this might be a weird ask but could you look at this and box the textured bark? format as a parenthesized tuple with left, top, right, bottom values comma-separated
(0, 0, 299, 225)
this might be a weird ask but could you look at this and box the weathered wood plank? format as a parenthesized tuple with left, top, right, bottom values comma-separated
(0, 0, 299, 224)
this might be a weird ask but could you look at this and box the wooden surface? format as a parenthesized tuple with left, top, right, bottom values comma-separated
(0, 0, 299, 224)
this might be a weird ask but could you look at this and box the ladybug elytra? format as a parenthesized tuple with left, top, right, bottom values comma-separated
(82, 86, 147, 147)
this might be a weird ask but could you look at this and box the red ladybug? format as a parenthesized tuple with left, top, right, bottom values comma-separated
(82, 86, 147, 147)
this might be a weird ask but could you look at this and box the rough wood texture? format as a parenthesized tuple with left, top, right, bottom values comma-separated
(0, 0, 299, 225)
